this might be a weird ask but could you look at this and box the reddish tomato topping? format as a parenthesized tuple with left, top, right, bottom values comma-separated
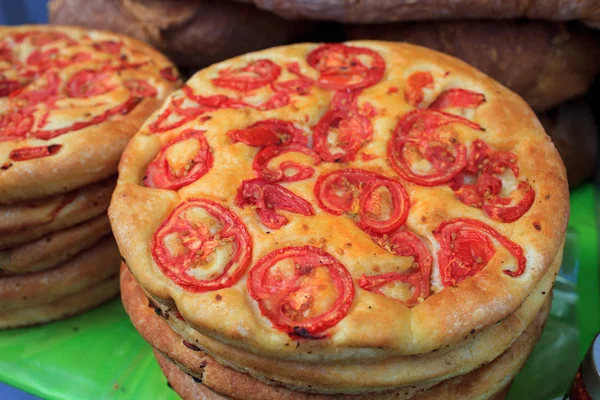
(235, 178, 315, 229)
(228, 119, 307, 147)
(66, 70, 116, 98)
(93, 40, 123, 54)
(253, 144, 320, 182)
(430, 88, 485, 110)
(359, 230, 432, 307)
(14, 31, 75, 46)
(302, 44, 385, 90)
(160, 67, 179, 82)
(212, 59, 281, 92)
(144, 129, 213, 190)
(0, 79, 22, 97)
(313, 91, 374, 163)
(9, 144, 61, 161)
(272, 78, 312, 96)
(124, 79, 157, 98)
(433, 218, 526, 287)
(0, 110, 34, 141)
(247, 245, 355, 338)
(405, 71, 434, 107)
(151, 198, 252, 292)
(451, 139, 534, 222)
(314, 169, 410, 235)
(11, 71, 60, 105)
(388, 109, 482, 186)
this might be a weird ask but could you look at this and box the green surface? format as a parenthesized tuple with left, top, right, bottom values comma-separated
(0, 186, 597, 400)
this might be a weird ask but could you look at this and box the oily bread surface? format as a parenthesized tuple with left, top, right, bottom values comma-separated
(0, 25, 180, 204)
(110, 41, 568, 361)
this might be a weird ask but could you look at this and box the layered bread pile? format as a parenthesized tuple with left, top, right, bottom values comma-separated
(49, 1, 600, 188)
(0, 26, 180, 328)
(111, 41, 569, 399)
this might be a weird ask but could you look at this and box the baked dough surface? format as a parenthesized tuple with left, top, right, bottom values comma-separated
(110, 41, 568, 360)
(0, 25, 180, 203)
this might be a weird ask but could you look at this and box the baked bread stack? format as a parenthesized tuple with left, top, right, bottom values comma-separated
(0, 26, 180, 328)
(112, 41, 569, 399)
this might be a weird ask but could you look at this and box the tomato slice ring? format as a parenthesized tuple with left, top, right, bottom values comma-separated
(388, 109, 482, 186)
(144, 129, 213, 190)
(151, 198, 252, 292)
(314, 168, 410, 235)
(228, 119, 307, 147)
(92, 40, 123, 54)
(404, 71, 434, 107)
(0, 79, 22, 97)
(0, 109, 34, 141)
(430, 88, 486, 110)
(359, 230, 432, 307)
(9, 144, 61, 161)
(212, 59, 281, 92)
(253, 144, 320, 183)
(124, 79, 157, 98)
(235, 178, 315, 229)
(482, 181, 535, 223)
(247, 245, 355, 338)
(433, 218, 526, 287)
(66, 70, 116, 98)
(303, 44, 385, 90)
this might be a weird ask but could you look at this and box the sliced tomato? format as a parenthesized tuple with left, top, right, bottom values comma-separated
(0, 109, 34, 141)
(247, 245, 355, 338)
(124, 79, 157, 98)
(11, 71, 60, 106)
(388, 109, 482, 186)
(9, 144, 61, 161)
(303, 44, 385, 90)
(452, 139, 534, 222)
(404, 71, 433, 107)
(0, 79, 22, 97)
(151, 199, 252, 292)
(359, 230, 432, 307)
(93, 40, 123, 54)
(313, 91, 373, 163)
(433, 218, 526, 287)
(235, 178, 314, 229)
(314, 168, 410, 235)
(149, 98, 206, 134)
(66, 70, 116, 98)
(253, 144, 320, 182)
(144, 129, 213, 190)
(430, 88, 485, 110)
(212, 59, 281, 92)
(13, 31, 76, 46)
(160, 67, 179, 82)
(272, 78, 312, 96)
(228, 119, 307, 147)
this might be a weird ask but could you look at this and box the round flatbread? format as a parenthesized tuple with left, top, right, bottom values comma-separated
(122, 245, 559, 394)
(0, 275, 118, 329)
(0, 214, 111, 275)
(0, 236, 119, 312)
(110, 41, 568, 372)
(0, 25, 180, 204)
(0, 176, 114, 249)
(148, 288, 549, 400)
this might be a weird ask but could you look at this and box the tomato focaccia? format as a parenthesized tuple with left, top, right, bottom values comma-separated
(110, 41, 568, 361)
(0, 25, 180, 204)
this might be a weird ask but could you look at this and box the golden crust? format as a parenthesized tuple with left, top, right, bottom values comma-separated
(110, 41, 568, 361)
(122, 247, 558, 393)
(0, 25, 180, 204)
(0, 275, 118, 329)
(144, 269, 549, 400)
(0, 236, 119, 312)
(0, 214, 110, 275)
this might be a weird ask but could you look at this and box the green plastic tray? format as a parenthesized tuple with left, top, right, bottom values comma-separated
(0, 186, 597, 400)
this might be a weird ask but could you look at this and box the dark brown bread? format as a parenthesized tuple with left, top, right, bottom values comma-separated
(233, 0, 600, 26)
(49, 0, 314, 68)
(346, 20, 600, 112)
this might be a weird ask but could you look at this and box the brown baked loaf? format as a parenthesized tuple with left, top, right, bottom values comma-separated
(346, 20, 600, 112)
(235, 0, 600, 26)
(49, 0, 314, 68)
(538, 100, 598, 188)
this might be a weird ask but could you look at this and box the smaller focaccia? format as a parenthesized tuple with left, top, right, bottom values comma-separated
(0, 214, 110, 275)
(0, 236, 119, 312)
(0, 25, 180, 204)
(0, 177, 114, 249)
